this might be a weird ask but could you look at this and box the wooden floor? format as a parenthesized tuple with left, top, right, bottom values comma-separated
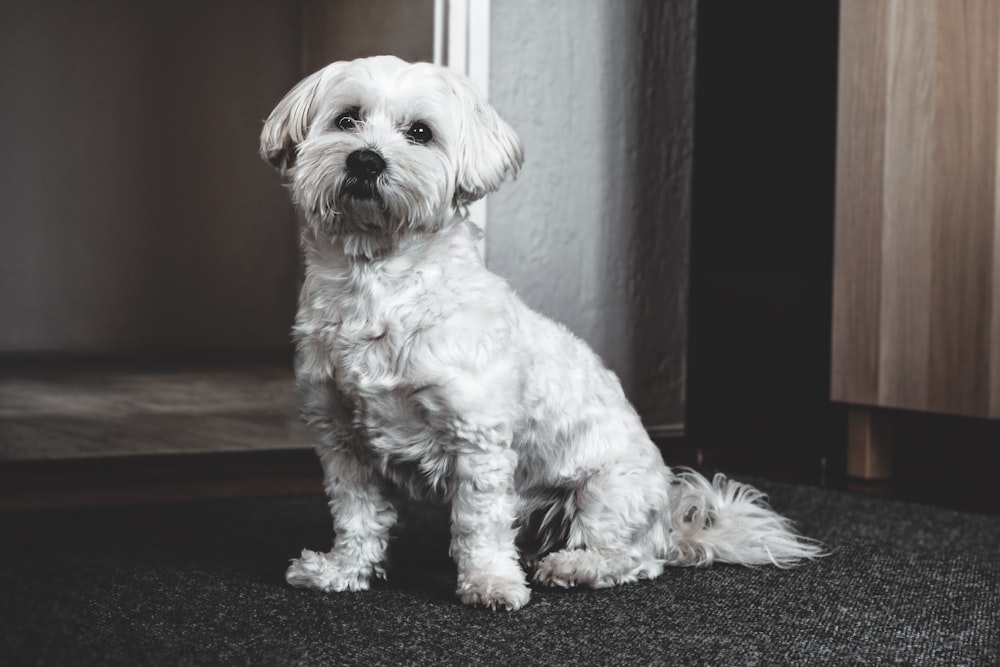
(0, 362, 312, 461)
(0, 362, 324, 510)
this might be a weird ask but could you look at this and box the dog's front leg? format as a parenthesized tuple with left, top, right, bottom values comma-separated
(286, 380, 397, 593)
(450, 447, 530, 610)
(286, 449, 397, 593)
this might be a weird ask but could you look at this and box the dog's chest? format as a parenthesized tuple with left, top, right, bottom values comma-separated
(295, 243, 517, 496)
(299, 251, 470, 411)
(309, 276, 431, 392)
(300, 264, 467, 496)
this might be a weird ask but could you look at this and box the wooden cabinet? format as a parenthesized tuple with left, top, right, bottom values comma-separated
(0, 0, 433, 359)
(832, 0, 1000, 475)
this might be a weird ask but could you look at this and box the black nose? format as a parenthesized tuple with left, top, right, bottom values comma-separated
(346, 149, 386, 178)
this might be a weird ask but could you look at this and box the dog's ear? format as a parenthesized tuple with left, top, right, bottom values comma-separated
(260, 67, 330, 174)
(451, 77, 524, 205)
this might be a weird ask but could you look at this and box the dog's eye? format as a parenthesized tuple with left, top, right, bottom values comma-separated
(336, 110, 361, 131)
(406, 121, 433, 145)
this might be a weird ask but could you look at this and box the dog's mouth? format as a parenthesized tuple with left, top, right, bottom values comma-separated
(340, 177, 382, 202)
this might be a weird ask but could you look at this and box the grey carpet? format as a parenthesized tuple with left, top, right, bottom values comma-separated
(2, 476, 998, 666)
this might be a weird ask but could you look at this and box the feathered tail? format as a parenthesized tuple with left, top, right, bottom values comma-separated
(664, 469, 824, 568)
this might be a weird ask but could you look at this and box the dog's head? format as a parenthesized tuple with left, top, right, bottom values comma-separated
(260, 55, 523, 252)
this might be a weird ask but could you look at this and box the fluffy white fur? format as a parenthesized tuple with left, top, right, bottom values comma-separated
(261, 55, 822, 611)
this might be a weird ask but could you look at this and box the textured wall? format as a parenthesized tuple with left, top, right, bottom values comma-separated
(487, 1, 695, 427)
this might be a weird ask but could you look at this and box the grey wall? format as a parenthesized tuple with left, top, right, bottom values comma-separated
(488, 1, 695, 427)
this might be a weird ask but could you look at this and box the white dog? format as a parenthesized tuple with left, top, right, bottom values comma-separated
(260, 55, 821, 611)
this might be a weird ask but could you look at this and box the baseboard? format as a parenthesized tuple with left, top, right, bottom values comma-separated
(645, 423, 685, 439)
(0, 449, 323, 512)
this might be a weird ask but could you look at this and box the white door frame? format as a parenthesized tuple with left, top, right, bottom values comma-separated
(434, 0, 492, 244)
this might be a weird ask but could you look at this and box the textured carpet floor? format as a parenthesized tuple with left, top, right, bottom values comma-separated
(2, 476, 998, 666)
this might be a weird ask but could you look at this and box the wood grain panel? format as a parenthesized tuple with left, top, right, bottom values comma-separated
(831, 0, 890, 406)
(877, 0, 936, 410)
(833, 0, 1000, 420)
(928, 0, 998, 417)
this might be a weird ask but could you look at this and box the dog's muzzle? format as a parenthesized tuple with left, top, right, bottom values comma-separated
(342, 149, 386, 200)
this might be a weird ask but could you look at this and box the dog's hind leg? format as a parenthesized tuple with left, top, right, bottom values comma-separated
(532, 462, 673, 588)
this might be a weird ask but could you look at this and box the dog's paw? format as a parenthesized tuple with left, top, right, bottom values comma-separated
(285, 549, 371, 593)
(533, 550, 602, 588)
(534, 549, 663, 589)
(457, 571, 531, 611)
